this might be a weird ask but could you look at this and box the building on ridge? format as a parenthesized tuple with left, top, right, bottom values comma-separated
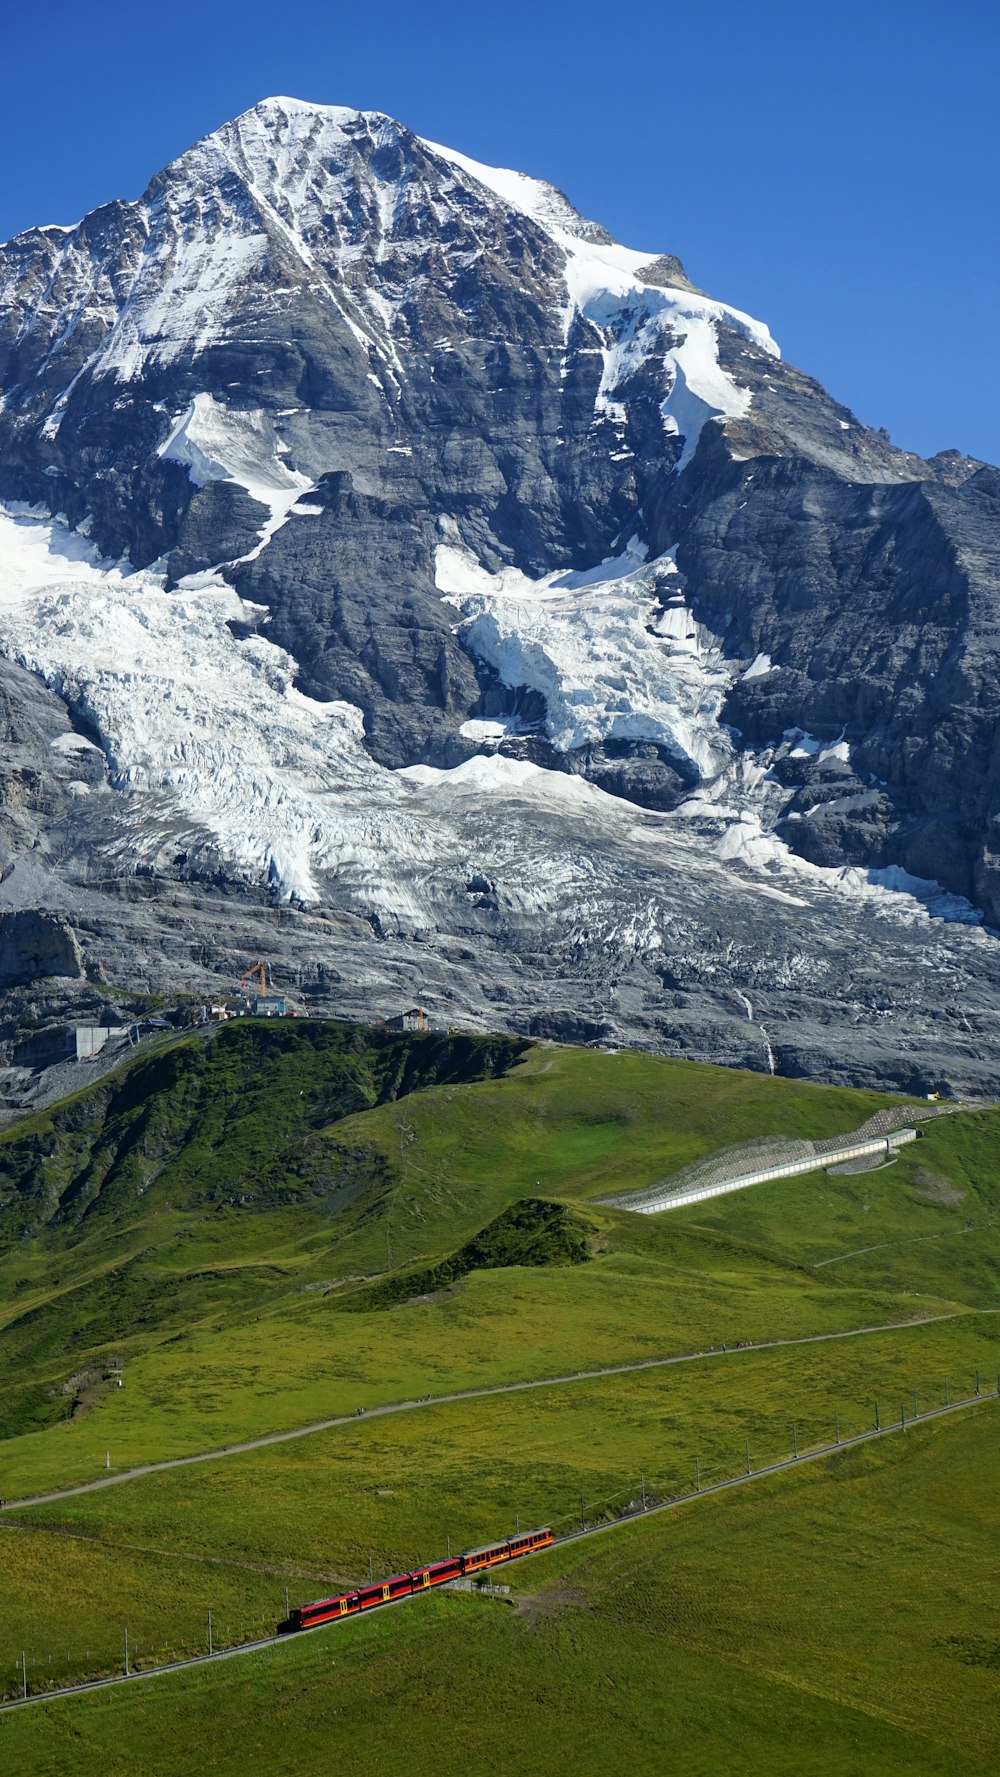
(385, 1007, 430, 1033)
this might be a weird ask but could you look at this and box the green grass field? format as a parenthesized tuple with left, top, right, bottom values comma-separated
(2, 1407, 997, 1776)
(1, 1025, 997, 1497)
(2, 1313, 997, 1697)
(0, 1022, 997, 1766)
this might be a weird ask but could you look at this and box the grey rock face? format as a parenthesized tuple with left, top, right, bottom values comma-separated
(0, 97, 997, 1104)
(0, 911, 82, 988)
(649, 399, 1000, 915)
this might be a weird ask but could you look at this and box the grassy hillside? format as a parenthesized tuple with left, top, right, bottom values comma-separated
(2, 1313, 996, 1691)
(3, 1408, 997, 1776)
(0, 1020, 525, 1440)
(0, 1024, 997, 1493)
(0, 1018, 526, 1242)
(0, 1017, 997, 1769)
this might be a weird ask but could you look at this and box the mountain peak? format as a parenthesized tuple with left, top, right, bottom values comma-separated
(0, 93, 997, 1098)
(242, 94, 361, 120)
(190, 96, 622, 256)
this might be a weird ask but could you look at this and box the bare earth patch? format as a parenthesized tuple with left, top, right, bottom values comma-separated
(515, 1582, 589, 1628)
(912, 1166, 965, 1206)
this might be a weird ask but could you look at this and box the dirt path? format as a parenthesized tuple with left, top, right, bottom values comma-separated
(0, 1389, 994, 1717)
(0, 1311, 968, 1514)
(812, 1221, 993, 1268)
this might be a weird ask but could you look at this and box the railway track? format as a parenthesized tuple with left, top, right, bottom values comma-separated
(1, 1388, 994, 1715)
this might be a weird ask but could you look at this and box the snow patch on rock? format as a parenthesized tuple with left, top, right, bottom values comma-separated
(436, 529, 732, 777)
(786, 728, 851, 765)
(103, 234, 268, 383)
(159, 393, 313, 557)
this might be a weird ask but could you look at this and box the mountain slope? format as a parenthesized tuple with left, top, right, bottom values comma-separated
(0, 98, 998, 1095)
(3, 1015, 996, 1459)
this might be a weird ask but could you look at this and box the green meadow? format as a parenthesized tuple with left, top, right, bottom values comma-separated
(0, 1021, 997, 1766)
(0, 1023, 996, 1496)
(1, 1314, 997, 1693)
(2, 1408, 997, 1777)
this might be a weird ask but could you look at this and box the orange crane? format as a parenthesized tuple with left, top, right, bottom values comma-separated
(239, 960, 273, 999)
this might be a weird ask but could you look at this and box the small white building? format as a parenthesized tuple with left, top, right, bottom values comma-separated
(385, 1007, 429, 1033)
(252, 996, 286, 1017)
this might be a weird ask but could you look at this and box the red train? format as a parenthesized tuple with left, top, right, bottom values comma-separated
(286, 1526, 554, 1632)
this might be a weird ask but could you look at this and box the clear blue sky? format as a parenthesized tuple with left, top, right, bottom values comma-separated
(3, 0, 997, 463)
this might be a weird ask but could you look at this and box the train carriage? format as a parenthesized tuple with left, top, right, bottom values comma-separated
(286, 1528, 552, 1632)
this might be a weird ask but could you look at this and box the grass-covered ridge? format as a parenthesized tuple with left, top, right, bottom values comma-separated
(0, 1019, 528, 1237)
(342, 1197, 593, 1311)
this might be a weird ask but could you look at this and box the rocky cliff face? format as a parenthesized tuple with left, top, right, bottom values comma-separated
(0, 97, 997, 1100)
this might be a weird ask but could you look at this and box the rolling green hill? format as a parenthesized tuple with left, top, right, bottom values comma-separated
(0, 1020, 997, 1488)
(0, 1019, 997, 1769)
(0, 1021, 525, 1441)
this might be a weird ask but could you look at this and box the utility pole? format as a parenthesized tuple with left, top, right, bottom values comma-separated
(106, 1451, 110, 1471)
(124, 1628, 130, 1677)
(285, 1587, 290, 1619)
(975, 1369, 981, 1397)
(515, 1514, 519, 1534)
(640, 1473, 646, 1510)
(945, 1377, 949, 1405)
(21, 1651, 26, 1701)
(745, 1439, 751, 1476)
(913, 1387, 918, 1418)
(369, 1556, 374, 1585)
(834, 1410, 840, 1445)
(875, 1400, 880, 1432)
(695, 1456, 701, 1492)
(792, 1424, 798, 1460)
(208, 1610, 213, 1656)
(446, 1536, 451, 1560)
(900, 1401, 905, 1430)
(580, 1495, 585, 1533)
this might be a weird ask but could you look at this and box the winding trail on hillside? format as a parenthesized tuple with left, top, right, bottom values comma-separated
(811, 1220, 995, 1268)
(0, 1311, 974, 1513)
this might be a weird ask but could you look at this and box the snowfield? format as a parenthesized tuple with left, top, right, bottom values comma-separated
(0, 501, 983, 940)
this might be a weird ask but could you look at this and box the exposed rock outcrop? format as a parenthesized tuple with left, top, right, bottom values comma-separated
(0, 911, 83, 988)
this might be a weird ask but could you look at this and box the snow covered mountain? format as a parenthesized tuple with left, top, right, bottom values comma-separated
(0, 96, 998, 1098)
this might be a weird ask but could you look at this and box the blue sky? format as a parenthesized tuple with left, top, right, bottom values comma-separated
(3, 0, 997, 462)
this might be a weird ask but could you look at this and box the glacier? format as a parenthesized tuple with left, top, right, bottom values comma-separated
(0, 498, 983, 937)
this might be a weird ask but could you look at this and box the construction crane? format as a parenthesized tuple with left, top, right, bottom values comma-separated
(239, 960, 273, 999)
